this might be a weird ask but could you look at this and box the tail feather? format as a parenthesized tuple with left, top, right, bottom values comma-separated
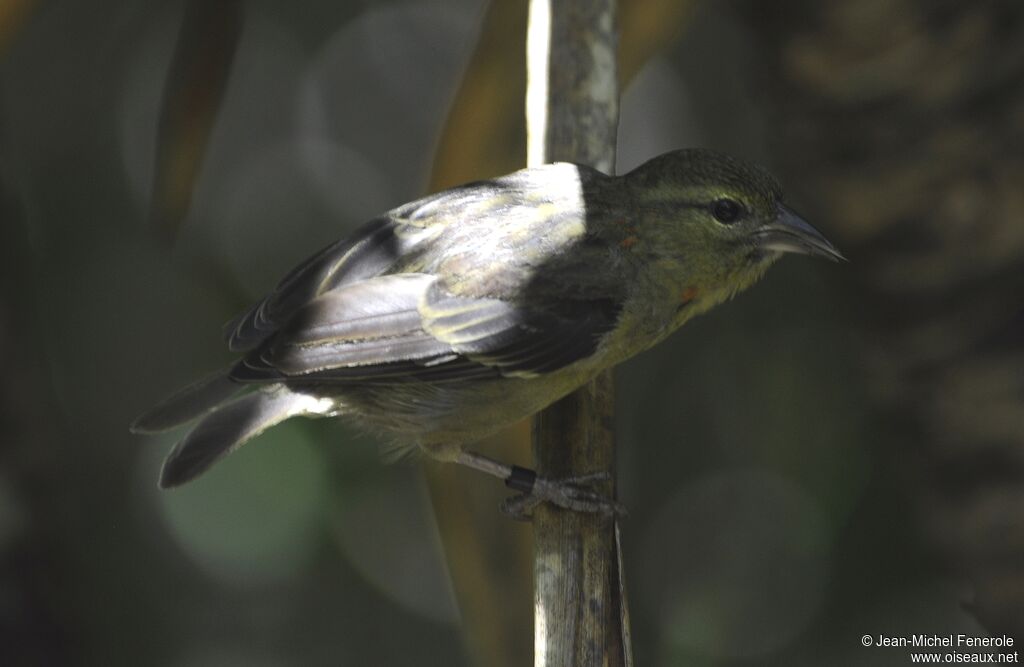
(159, 386, 312, 488)
(131, 370, 243, 434)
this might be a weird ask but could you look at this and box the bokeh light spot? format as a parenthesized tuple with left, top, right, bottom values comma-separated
(155, 420, 328, 588)
(639, 468, 831, 660)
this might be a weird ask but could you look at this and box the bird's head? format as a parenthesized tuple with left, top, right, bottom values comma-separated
(622, 148, 843, 308)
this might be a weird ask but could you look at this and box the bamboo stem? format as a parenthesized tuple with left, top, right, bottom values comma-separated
(525, 2, 629, 665)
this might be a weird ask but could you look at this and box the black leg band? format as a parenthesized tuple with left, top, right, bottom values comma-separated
(505, 465, 537, 493)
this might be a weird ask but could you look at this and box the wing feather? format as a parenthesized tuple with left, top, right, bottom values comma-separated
(231, 274, 620, 385)
(421, 281, 618, 375)
(225, 216, 408, 351)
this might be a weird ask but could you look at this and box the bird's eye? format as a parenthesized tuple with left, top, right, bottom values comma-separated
(711, 198, 743, 224)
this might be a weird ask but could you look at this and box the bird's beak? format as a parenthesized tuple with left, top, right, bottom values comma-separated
(756, 205, 846, 262)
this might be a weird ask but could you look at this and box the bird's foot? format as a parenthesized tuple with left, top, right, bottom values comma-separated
(500, 468, 626, 520)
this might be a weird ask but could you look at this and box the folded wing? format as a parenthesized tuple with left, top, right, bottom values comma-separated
(224, 217, 411, 352)
(221, 176, 534, 353)
(232, 273, 620, 384)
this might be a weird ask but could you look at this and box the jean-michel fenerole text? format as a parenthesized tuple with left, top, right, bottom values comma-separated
(874, 635, 1015, 649)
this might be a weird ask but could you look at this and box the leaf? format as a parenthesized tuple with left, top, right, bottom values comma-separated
(149, 0, 244, 242)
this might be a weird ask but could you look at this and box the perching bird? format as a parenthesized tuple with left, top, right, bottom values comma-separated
(133, 148, 842, 513)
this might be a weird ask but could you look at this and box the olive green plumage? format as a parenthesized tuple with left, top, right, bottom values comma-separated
(133, 148, 842, 488)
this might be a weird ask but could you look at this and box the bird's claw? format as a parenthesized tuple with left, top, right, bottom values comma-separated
(501, 471, 627, 520)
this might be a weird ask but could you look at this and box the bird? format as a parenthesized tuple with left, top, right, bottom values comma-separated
(132, 148, 843, 513)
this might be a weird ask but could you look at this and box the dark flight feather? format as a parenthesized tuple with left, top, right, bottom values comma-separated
(230, 272, 620, 385)
(224, 217, 406, 352)
(159, 387, 303, 488)
(130, 369, 241, 433)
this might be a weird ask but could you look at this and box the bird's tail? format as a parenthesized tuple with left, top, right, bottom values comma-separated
(132, 370, 335, 488)
(157, 386, 318, 488)
(130, 369, 243, 434)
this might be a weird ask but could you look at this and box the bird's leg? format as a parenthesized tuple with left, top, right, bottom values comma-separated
(454, 450, 626, 519)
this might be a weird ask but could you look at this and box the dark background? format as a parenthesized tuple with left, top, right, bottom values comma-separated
(2, 1, 1022, 665)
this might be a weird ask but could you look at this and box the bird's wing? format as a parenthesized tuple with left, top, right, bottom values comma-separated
(224, 216, 408, 351)
(221, 179, 531, 352)
(231, 273, 620, 384)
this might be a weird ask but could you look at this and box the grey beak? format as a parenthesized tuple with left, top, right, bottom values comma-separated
(756, 205, 846, 262)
